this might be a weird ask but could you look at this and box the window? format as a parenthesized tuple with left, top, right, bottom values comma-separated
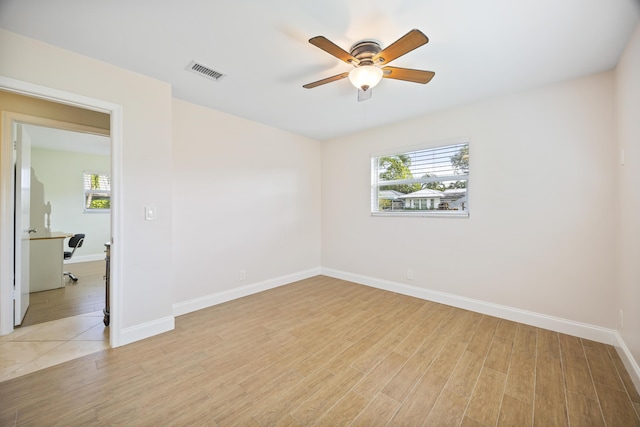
(83, 171, 110, 212)
(371, 138, 469, 217)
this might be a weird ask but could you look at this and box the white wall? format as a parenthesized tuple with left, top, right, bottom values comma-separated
(0, 29, 174, 337)
(31, 147, 110, 259)
(322, 71, 617, 329)
(171, 99, 321, 309)
(615, 23, 640, 382)
(1, 27, 635, 380)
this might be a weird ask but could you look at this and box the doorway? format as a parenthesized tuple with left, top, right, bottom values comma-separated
(18, 123, 111, 328)
(0, 77, 123, 351)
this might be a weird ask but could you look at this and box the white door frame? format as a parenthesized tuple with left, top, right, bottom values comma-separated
(0, 76, 123, 348)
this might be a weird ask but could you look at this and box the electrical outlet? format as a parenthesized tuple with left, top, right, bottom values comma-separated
(240, 270, 246, 280)
(407, 269, 414, 280)
(619, 309, 624, 328)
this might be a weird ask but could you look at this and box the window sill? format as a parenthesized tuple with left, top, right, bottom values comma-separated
(371, 210, 469, 218)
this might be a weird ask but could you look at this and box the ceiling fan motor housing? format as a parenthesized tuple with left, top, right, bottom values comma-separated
(350, 40, 382, 66)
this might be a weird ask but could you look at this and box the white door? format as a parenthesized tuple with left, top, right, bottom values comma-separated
(14, 124, 31, 325)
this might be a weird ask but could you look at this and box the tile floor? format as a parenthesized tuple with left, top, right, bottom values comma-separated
(0, 311, 109, 383)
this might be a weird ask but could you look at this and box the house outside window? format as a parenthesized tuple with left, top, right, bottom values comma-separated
(84, 171, 110, 213)
(371, 138, 469, 217)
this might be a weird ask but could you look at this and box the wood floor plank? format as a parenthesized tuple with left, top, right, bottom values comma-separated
(314, 390, 369, 426)
(424, 388, 468, 426)
(594, 382, 640, 426)
(251, 368, 334, 426)
(464, 367, 507, 426)
(392, 304, 450, 358)
(1, 276, 637, 426)
(289, 367, 363, 425)
(607, 345, 640, 404)
(351, 393, 400, 427)
(537, 328, 560, 359)
(325, 337, 377, 374)
(562, 350, 597, 400)
(484, 336, 513, 374)
(534, 356, 568, 426)
(212, 350, 311, 422)
(20, 260, 106, 327)
(381, 329, 449, 402)
(427, 339, 468, 380)
(584, 343, 626, 391)
(495, 319, 518, 341)
(566, 391, 605, 426)
(460, 416, 484, 427)
(274, 415, 301, 426)
(497, 393, 533, 427)
(443, 309, 479, 346)
(388, 371, 448, 426)
(513, 323, 537, 355)
(559, 332, 583, 355)
(353, 351, 407, 400)
(445, 350, 484, 398)
(449, 311, 483, 345)
(504, 350, 536, 403)
(466, 315, 499, 357)
(293, 338, 353, 377)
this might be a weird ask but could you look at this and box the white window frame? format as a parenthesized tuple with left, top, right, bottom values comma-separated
(371, 137, 470, 218)
(83, 170, 111, 213)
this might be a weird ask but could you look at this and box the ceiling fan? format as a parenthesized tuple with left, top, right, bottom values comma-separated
(303, 29, 435, 101)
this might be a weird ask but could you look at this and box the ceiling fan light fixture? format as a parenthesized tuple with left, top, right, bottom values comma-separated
(348, 65, 383, 91)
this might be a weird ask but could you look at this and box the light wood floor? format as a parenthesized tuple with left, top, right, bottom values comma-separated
(20, 261, 106, 327)
(1, 276, 639, 426)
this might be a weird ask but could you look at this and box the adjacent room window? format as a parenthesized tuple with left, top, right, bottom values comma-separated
(83, 171, 110, 212)
(371, 138, 469, 217)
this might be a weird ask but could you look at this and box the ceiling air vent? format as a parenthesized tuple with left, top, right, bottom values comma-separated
(186, 60, 226, 82)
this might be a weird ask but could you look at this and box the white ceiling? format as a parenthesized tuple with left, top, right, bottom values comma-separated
(24, 125, 110, 156)
(1, 0, 638, 140)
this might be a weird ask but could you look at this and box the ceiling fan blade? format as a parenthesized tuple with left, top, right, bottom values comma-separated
(358, 88, 372, 102)
(303, 72, 350, 89)
(382, 66, 435, 84)
(373, 29, 429, 65)
(309, 36, 359, 65)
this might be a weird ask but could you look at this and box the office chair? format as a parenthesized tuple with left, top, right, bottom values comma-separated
(63, 233, 85, 282)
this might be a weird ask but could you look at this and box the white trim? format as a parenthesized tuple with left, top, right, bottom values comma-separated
(370, 136, 470, 158)
(0, 112, 15, 335)
(614, 332, 640, 396)
(64, 254, 105, 264)
(320, 267, 618, 345)
(173, 265, 640, 394)
(173, 268, 321, 317)
(0, 76, 123, 349)
(108, 104, 123, 348)
(118, 316, 175, 347)
(371, 211, 469, 218)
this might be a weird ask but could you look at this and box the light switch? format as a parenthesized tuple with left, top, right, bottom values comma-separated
(145, 206, 157, 221)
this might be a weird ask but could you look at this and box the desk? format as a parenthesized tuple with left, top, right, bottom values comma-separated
(30, 232, 72, 292)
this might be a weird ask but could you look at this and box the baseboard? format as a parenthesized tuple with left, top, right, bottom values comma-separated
(118, 315, 175, 347)
(173, 267, 322, 317)
(320, 268, 618, 346)
(64, 254, 104, 264)
(614, 332, 640, 395)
